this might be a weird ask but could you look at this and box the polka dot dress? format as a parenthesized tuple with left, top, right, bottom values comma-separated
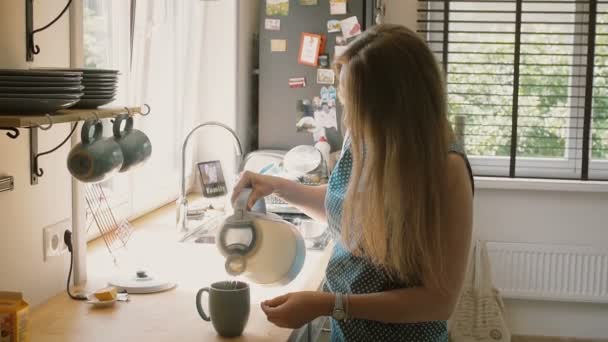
(323, 138, 472, 342)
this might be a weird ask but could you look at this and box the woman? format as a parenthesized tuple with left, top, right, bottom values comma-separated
(233, 24, 473, 341)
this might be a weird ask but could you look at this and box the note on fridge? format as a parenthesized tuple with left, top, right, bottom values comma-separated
(330, 0, 347, 15)
(265, 18, 281, 31)
(271, 39, 287, 52)
(335, 45, 348, 58)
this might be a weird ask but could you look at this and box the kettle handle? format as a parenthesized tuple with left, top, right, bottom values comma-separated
(233, 188, 266, 217)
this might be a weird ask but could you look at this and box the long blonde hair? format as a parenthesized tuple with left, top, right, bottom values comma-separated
(336, 25, 453, 290)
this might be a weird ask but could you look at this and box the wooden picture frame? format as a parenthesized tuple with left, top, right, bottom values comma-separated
(298, 32, 325, 66)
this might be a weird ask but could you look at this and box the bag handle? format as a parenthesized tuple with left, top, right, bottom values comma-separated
(474, 240, 495, 293)
(463, 242, 476, 288)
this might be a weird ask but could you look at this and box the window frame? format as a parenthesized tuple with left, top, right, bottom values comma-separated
(419, 0, 608, 181)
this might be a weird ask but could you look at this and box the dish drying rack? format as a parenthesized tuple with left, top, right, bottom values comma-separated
(84, 183, 133, 262)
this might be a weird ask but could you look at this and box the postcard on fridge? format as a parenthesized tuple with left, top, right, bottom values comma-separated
(317, 68, 335, 85)
(299, 33, 323, 66)
(266, 0, 289, 16)
(341, 16, 362, 40)
(330, 0, 347, 15)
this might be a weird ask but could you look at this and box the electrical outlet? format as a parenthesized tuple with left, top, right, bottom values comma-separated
(43, 219, 70, 261)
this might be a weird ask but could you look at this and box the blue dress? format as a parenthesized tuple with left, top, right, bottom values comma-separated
(323, 138, 473, 342)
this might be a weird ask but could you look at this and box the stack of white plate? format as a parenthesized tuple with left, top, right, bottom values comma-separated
(0, 69, 84, 114)
(45, 68, 119, 109)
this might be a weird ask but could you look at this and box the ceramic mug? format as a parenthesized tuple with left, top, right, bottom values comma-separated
(67, 120, 124, 183)
(196, 281, 250, 337)
(112, 114, 152, 172)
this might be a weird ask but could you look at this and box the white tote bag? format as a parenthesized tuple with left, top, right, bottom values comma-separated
(449, 240, 511, 342)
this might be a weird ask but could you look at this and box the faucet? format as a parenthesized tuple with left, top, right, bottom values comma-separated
(177, 121, 244, 232)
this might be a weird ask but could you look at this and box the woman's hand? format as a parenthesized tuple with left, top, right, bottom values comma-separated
(261, 291, 333, 329)
(232, 171, 282, 209)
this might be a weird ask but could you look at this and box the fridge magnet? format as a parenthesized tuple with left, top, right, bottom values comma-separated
(296, 99, 318, 133)
(336, 35, 347, 46)
(327, 20, 341, 33)
(318, 54, 330, 68)
(321, 86, 330, 103)
(328, 86, 337, 102)
(299, 33, 323, 66)
(317, 68, 335, 85)
(289, 77, 307, 88)
(266, 0, 289, 16)
(330, 0, 347, 15)
(265, 18, 281, 31)
(271, 39, 287, 52)
(335, 45, 348, 58)
(299, 0, 318, 5)
(341, 16, 362, 39)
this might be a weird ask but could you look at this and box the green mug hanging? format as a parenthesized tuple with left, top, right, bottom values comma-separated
(112, 114, 152, 172)
(67, 120, 124, 183)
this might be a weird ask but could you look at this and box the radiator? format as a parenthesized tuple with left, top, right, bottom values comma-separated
(483, 241, 608, 304)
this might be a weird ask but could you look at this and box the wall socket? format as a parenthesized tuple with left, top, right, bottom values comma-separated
(43, 219, 70, 261)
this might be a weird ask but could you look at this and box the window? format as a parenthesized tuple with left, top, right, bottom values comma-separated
(80, 0, 205, 241)
(417, 0, 608, 180)
(83, 0, 132, 241)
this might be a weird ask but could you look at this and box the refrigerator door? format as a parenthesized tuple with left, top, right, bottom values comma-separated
(258, 0, 372, 152)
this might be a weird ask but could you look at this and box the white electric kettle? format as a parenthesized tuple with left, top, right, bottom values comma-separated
(216, 189, 306, 285)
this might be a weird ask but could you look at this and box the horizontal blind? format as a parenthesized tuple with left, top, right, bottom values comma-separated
(417, 0, 608, 180)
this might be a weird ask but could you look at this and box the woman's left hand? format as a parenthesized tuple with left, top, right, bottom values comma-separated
(261, 291, 332, 329)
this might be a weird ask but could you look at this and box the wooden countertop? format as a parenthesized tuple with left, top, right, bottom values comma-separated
(30, 201, 333, 342)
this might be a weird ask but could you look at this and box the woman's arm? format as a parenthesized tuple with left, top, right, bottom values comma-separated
(262, 155, 473, 327)
(232, 171, 329, 223)
(274, 179, 328, 223)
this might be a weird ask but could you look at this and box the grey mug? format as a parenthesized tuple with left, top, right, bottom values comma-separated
(196, 281, 250, 337)
(67, 120, 124, 183)
(113, 114, 152, 172)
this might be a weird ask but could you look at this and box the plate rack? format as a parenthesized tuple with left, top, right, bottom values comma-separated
(0, 104, 150, 185)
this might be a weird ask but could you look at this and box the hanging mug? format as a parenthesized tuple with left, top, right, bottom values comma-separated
(113, 114, 152, 172)
(67, 120, 124, 183)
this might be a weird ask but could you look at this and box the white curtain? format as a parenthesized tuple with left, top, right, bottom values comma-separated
(127, 0, 205, 217)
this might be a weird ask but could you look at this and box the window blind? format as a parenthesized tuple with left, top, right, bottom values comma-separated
(417, 0, 608, 180)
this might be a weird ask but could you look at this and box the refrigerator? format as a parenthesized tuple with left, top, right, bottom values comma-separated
(258, 0, 376, 152)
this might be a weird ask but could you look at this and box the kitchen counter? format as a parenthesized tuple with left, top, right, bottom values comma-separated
(29, 201, 333, 342)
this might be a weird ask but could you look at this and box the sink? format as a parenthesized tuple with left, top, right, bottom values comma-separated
(179, 212, 224, 244)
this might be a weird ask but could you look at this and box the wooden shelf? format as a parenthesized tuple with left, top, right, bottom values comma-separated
(0, 106, 143, 128)
(0, 105, 149, 185)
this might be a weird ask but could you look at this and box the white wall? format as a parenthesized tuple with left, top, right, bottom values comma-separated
(475, 189, 608, 339)
(383, 0, 608, 338)
(0, 0, 72, 307)
(196, 0, 259, 187)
